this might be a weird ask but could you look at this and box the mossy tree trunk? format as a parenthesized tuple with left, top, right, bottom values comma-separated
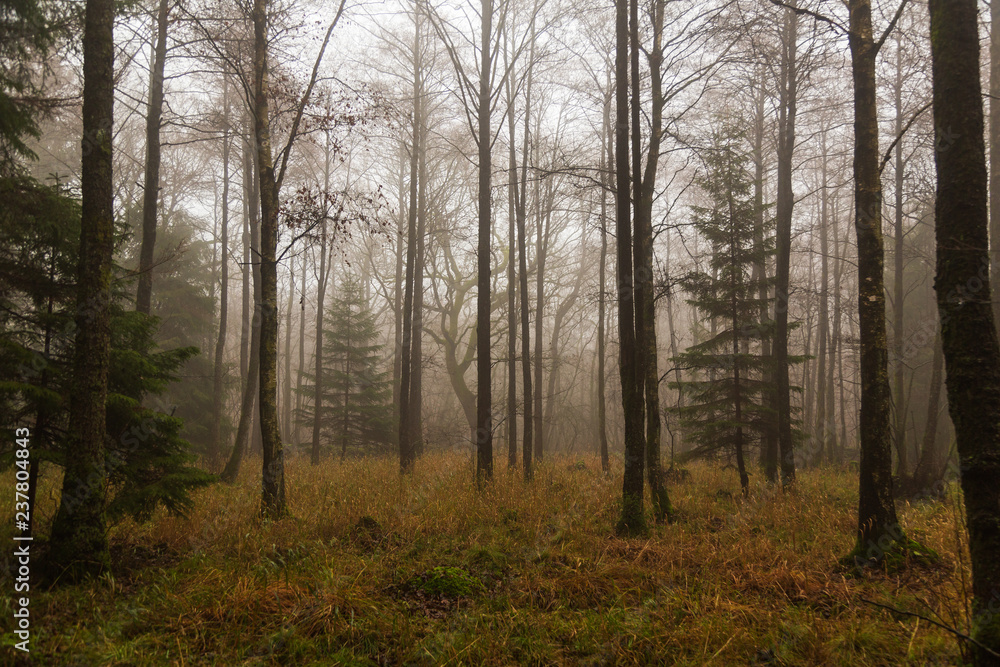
(928, 0, 1000, 659)
(48, 0, 115, 580)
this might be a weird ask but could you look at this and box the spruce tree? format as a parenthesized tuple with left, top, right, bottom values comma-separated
(0, 178, 213, 536)
(298, 277, 392, 460)
(671, 128, 777, 496)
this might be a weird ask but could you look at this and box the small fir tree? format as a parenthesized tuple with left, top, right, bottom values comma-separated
(298, 276, 392, 459)
(671, 127, 782, 495)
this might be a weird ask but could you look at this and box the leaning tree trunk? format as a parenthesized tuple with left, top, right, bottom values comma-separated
(221, 163, 261, 483)
(251, 0, 285, 517)
(136, 0, 169, 315)
(848, 0, 900, 551)
(929, 1, 1000, 659)
(48, 0, 115, 580)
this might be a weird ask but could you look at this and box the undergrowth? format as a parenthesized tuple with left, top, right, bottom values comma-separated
(0, 452, 975, 665)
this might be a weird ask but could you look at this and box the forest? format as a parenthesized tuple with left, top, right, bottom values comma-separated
(1, 0, 1000, 663)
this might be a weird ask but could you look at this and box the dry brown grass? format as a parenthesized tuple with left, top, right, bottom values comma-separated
(3, 451, 974, 665)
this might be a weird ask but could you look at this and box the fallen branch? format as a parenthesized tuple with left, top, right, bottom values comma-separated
(859, 597, 1000, 659)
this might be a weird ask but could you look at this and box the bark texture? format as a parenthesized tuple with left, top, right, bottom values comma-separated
(848, 0, 900, 549)
(48, 0, 115, 580)
(929, 1, 1000, 659)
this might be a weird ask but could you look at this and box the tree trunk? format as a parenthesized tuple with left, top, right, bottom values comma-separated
(534, 175, 546, 461)
(240, 131, 252, 383)
(135, 0, 169, 315)
(911, 331, 944, 490)
(614, 0, 645, 536)
(848, 0, 899, 550)
(990, 0, 1000, 332)
(411, 78, 427, 459)
(892, 35, 908, 476)
(815, 127, 829, 467)
(515, 20, 535, 481)
(48, 0, 115, 579)
(731, 200, 749, 496)
(251, 0, 285, 517)
(631, 0, 670, 522)
(475, 0, 494, 483)
(929, 1, 1000, 658)
(774, 3, 798, 484)
(393, 148, 405, 410)
(751, 68, 776, 477)
(832, 200, 846, 461)
(282, 257, 294, 442)
(296, 248, 305, 444)
(210, 96, 230, 465)
(598, 75, 611, 474)
(221, 136, 262, 483)
(506, 27, 517, 468)
(311, 218, 329, 465)
(827, 172, 843, 463)
(398, 5, 421, 473)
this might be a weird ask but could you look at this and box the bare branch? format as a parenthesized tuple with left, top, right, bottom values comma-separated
(878, 100, 932, 176)
(766, 0, 848, 35)
(875, 0, 910, 55)
(275, 0, 348, 191)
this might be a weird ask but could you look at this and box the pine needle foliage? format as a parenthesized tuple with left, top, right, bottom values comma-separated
(670, 126, 794, 488)
(297, 276, 392, 459)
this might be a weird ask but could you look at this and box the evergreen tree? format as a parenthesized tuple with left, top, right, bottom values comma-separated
(298, 277, 392, 459)
(671, 128, 778, 496)
(0, 176, 213, 535)
(122, 207, 218, 455)
(0, 0, 55, 168)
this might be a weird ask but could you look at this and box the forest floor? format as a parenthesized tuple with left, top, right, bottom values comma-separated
(2, 451, 974, 666)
